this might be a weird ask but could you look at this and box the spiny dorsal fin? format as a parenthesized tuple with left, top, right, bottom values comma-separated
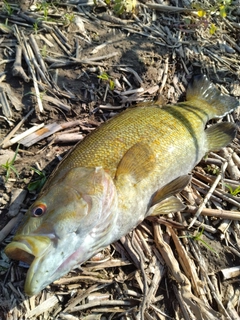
(187, 75, 239, 118)
(148, 196, 186, 216)
(115, 142, 156, 184)
(151, 175, 191, 207)
(205, 122, 237, 151)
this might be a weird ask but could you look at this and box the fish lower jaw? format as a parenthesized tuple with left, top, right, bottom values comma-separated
(24, 241, 95, 296)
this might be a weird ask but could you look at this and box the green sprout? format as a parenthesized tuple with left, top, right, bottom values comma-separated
(1, 144, 20, 182)
(33, 22, 39, 34)
(24, 90, 46, 101)
(36, 1, 50, 21)
(63, 13, 75, 25)
(179, 228, 219, 256)
(41, 45, 47, 57)
(28, 167, 47, 192)
(225, 184, 240, 196)
(3, 0, 13, 15)
(114, 0, 136, 15)
(204, 164, 220, 176)
(43, 4, 49, 20)
(113, 0, 127, 15)
(98, 72, 115, 90)
(99, 0, 136, 15)
(0, 19, 12, 34)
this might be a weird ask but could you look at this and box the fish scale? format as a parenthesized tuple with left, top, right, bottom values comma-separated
(5, 75, 239, 296)
(47, 104, 202, 186)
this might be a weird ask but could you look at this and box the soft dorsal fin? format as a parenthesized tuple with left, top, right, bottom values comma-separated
(151, 175, 191, 207)
(147, 196, 186, 216)
(115, 142, 156, 184)
(205, 122, 237, 151)
(186, 75, 239, 118)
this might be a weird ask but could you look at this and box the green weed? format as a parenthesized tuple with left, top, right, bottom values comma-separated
(41, 45, 47, 57)
(1, 144, 20, 182)
(33, 21, 39, 34)
(63, 13, 75, 25)
(225, 184, 240, 196)
(28, 167, 47, 192)
(3, 0, 13, 15)
(99, 0, 136, 15)
(179, 227, 219, 256)
(38, 1, 50, 20)
(192, 0, 232, 34)
(98, 72, 115, 90)
(35, 1, 52, 22)
(204, 164, 220, 176)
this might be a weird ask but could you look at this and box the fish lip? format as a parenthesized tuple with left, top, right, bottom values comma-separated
(5, 235, 53, 275)
(5, 233, 76, 296)
(23, 242, 85, 296)
(24, 254, 45, 296)
(5, 234, 55, 296)
(5, 241, 35, 265)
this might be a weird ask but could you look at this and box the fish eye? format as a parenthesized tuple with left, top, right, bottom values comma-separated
(32, 204, 47, 217)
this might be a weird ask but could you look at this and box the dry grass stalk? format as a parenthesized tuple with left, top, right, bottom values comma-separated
(192, 177, 240, 208)
(0, 108, 34, 148)
(26, 295, 62, 318)
(12, 45, 30, 82)
(187, 206, 240, 221)
(220, 266, 240, 280)
(48, 133, 84, 144)
(0, 87, 12, 119)
(189, 161, 228, 228)
(42, 95, 71, 112)
(145, 3, 194, 13)
(153, 223, 221, 319)
(169, 228, 207, 303)
(13, 25, 44, 113)
(6, 123, 45, 147)
(0, 212, 25, 243)
(0, 83, 23, 111)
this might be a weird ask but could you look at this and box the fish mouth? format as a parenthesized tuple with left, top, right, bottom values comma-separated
(5, 235, 52, 263)
(5, 235, 52, 295)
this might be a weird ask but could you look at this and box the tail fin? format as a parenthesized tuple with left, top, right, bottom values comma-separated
(186, 75, 239, 118)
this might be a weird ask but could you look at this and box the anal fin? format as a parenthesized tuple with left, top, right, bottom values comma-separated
(148, 196, 186, 216)
(151, 175, 191, 207)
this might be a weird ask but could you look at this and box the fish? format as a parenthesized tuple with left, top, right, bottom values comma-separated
(5, 75, 238, 296)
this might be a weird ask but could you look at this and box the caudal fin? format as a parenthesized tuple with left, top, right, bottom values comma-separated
(186, 75, 239, 118)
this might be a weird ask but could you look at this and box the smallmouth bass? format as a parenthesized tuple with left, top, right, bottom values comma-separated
(5, 75, 239, 296)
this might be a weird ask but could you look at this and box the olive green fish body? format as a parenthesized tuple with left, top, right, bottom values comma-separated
(5, 75, 238, 296)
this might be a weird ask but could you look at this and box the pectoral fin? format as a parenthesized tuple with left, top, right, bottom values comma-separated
(148, 196, 186, 216)
(151, 175, 191, 207)
(206, 122, 237, 151)
(116, 142, 156, 183)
